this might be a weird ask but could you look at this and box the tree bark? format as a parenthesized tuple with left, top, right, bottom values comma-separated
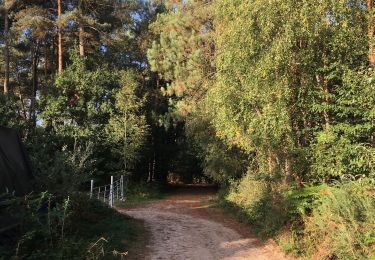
(321, 46, 330, 128)
(79, 23, 85, 57)
(370, 1, 375, 147)
(44, 44, 49, 79)
(78, 0, 85, 57)
(3, 8, 10, 94)
(30, 41, 40, 127)
(57, 0, 63, 74)
(368, 0, 375, 67)
(323, 77, 330, 127)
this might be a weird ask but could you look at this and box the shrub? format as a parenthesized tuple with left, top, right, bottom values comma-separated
(225, 174, 288, 237)
(302, 179, 375, 259)
(222, 175, 375, 259)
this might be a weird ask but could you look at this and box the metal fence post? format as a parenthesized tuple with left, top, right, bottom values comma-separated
(90, 180, 94, 199)
(110, 176, 114, 207)
(116, 182, 119, 200)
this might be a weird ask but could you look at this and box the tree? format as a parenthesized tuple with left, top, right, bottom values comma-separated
(58, 0, 63, 74)
(147, 0, 214, 116)
(106, 70, 148, 175)
(3, 0, 10, 94)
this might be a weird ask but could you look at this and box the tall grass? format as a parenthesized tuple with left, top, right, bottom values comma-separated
(221, 175, 375, 259)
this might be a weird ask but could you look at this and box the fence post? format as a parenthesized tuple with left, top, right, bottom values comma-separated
(110, 176, 114, 207)
(116, 182, 119, 200)
(120, 175, 124, 201)
(104, 186, 106, 202)
(90, 180, 94, 199)
(98, 187, 100, 199)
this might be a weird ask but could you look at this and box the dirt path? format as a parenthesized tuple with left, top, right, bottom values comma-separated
(119, 185, 291, 260)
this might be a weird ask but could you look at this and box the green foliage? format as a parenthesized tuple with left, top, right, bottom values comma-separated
(311, 129, 375, 182)
(284, 185, 326, 219)
(186, 111, 248, 183)
(302, 179, 375, 259)
(27, 130, 95, 193)
(221, 177, 375, 258)
(147, 0, 214, 115)
(0, 95, 18, 127)
(0, 192, 144, 259)
(39, 52, 149, 180)
(41, 51, 119, 140)
(106, 70, 148, 173)
(223, 175, 288, 237)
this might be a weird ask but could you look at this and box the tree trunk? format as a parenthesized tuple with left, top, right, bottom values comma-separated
(78, 0, 85, 58)
(369, 1, 375, 148)
(44, 44, 49, 79)
(323, 77, 330, 127)
(152, 153, 156, 182)
(147, 161, 152, 182)
(30, 41, 40, 127)
(79, 23, 85, 57)
(3, 8, 10, 94)
(58, 0, 63, 74)
(321, 47, 330, 128)
(368, 0, 375, 67)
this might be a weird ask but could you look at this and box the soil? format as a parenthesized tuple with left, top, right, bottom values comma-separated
(119, 185, 292, 260)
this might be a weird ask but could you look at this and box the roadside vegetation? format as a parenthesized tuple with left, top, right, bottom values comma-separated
(0, 193, 145, 259)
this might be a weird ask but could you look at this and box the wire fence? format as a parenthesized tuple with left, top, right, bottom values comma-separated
(89, 175, 124, 207)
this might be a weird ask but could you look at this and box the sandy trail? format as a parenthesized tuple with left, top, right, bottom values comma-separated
(119, 185, 290, 260)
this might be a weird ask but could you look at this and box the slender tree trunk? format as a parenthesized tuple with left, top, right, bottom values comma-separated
(57, 0, 63, 74)
(152, 153, 156, 181)
(267, 150, 275, 174)
(368, 1, 375, 147)
(320, 46, 330, 128)
(44, 44, 49, 79)
(3, 8, 10, 94)
(323, 77, 330, 127)
(368, 0, 375, 67)
(31, 41, 40, 127)
(147, 161, 151, 182)
(79, 23, 85, 57)
(283, 157, 293, 184)
(78, 0, 85, 58)
(124, 114, 127, 172)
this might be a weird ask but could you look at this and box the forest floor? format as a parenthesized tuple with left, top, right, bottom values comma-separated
(118, 185, 293, 260)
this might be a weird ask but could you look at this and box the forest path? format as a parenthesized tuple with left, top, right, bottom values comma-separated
(119, 185, 291, 260)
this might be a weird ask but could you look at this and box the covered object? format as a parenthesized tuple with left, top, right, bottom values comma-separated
(0, 126, 33, 195)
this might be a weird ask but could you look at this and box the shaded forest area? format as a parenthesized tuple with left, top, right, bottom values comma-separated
(0, 0, 375, 259)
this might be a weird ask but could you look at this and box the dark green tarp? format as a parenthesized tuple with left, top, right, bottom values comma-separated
(0, 126, 33, 195)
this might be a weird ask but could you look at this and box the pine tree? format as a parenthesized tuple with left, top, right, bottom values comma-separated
(58, 0, 63, 74)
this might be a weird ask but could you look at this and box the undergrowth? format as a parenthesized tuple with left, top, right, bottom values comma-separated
(219, 175, 375, 259)
(0, 192, 145, 259)
(117, 182, 170, 208)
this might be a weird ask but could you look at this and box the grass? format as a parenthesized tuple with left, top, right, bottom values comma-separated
(68, 200, 147, 259)
(116, 182, 172, 208)
(0, 193, 147, 259)
(214, 178, 375, 259)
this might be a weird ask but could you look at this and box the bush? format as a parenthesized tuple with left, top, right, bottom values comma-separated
(0, 192, 141, 259)
(221, 175, 375, 259)
(224, 174, 288, 237)
(301, 179, 375, 259)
